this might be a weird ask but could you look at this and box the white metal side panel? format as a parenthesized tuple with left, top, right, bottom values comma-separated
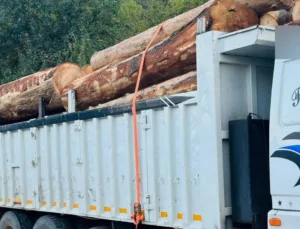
(40, 126, 51, 212)
(5, 132, 14, 208)
(23, 129, 37, 209)
(70, 120, 84, 215)
(196, 30, 225, 229)
(220, 63, 249, 131)
(0, 133, 6, 206)
(60, 123, 72, 213)
(0, 99, 201, 229)
(49, 124, 62, 212)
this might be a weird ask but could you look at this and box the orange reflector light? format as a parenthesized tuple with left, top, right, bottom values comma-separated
(269, 218, 281, 226)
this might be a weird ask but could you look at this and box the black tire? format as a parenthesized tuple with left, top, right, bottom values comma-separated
(0, 211, 33, 229)
(33, 215, 72, 229)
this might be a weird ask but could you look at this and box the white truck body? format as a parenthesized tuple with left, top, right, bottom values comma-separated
(0, 25, 297, 229)
(268, 58, 300, 228)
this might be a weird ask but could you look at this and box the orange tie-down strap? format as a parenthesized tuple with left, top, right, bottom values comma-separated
(131, 23, 164, 226)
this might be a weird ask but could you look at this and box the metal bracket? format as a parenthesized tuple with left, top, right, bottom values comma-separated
(141, 113, 151, 130)
(38, 97, 46, 119)
(159, 96, 176, 107)
(197, 17, 206, 34)
(68, 90, 76, 113)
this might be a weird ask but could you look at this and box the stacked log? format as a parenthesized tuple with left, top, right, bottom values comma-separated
(0, 63, 87, 122)
(260, 0, 300, 27)
(59, 0, 261, 111)
(260, 10, 293, 27)
(88, 71, 197, 110)
(0, 68, 56, 122)
(1, 0, 299, 124)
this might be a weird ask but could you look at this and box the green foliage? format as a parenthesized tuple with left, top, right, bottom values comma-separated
(0, 0, 206, 84)
(136, 0, 206, 29)
(113, 0, 146, 40)
(0, 0, 120, 83)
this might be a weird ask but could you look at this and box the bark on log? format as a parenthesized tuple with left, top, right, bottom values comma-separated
(0, 68, 55, 122)
(90, 0, 215, 71)
(81, 65, 94, 74)
(0, 63, 85, 123)
(88, 71, 196, 110)
(0, 68, 55, 99)
(61, 22, 198, 110)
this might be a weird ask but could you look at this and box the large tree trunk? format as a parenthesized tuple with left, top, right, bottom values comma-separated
(259, 0, 300, 27)
(61, 21, 198, 110)
(208, 0, 259, 32)
(90, 0, 215, 71)
(0, 68, 55, 98)
(0, 68, 56, 123)
(90, 0, 293, 71)
(0, 63, 85, 123)
(60, 0, 259, 111)
(88, 71, 196, 110)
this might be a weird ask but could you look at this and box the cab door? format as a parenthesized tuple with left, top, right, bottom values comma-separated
(270, 59, 300, 210)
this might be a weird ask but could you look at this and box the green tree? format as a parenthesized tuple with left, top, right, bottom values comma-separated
(113, 0, 146, 41)
(0, 0, 120, 83)
(0, 0, 207, 84)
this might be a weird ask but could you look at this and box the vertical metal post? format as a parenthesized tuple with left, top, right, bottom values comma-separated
(196, 30, 225, 229)
(68, 90, 76, 113)
(197, 17, 206, 34)
(38, 97, 45, 119)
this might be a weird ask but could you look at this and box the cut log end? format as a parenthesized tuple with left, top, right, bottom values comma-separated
(260, 9, 292, 27)
(52, 62, 88, 96)
(209, 0, 259, 32)
(260, 12, 279, 27)
(292, 0, 300, 21)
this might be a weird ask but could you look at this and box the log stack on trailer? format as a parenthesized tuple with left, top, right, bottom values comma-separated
(0, 0, 300, 124)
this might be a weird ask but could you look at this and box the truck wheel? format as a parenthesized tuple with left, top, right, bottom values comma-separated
(33, 215, 72, 229)
(0, 211, 33, 229)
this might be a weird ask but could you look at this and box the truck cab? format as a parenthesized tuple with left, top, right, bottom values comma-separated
(268, 32, 300, 228)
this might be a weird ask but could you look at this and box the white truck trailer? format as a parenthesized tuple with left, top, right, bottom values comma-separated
(0, 23, 297, 229)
